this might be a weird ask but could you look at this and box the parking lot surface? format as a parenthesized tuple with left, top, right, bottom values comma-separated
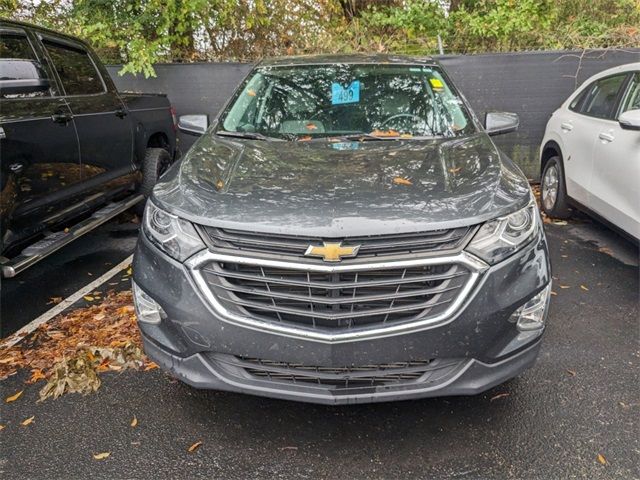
(1, 221, 638, 479)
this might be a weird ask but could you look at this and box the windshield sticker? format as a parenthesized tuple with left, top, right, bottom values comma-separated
(331, 142, 360, 151)
(429, 78, 444, 91)
(331, 81, 360, 105)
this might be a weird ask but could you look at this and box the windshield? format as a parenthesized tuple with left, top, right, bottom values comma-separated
(218, 64, 476, 140)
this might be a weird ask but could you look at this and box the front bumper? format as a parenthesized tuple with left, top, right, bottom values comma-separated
(141, 330, 541, 404)
(132, 229, 551, 404)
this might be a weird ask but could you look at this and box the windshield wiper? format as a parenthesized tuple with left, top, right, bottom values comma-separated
(333, 133, 399, 142)
(216, 130, 271, 141)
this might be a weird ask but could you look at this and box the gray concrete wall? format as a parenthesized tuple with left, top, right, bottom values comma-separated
(107, 49, 639, 179)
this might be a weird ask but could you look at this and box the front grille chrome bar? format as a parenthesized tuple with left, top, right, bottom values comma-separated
(186, 250, 488, 343)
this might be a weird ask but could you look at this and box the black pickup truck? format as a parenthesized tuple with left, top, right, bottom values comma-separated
(0, 20, 177, 277)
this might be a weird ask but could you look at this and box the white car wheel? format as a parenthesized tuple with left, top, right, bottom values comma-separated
(540, 155, 571, 218)
(542, 164, 558, 211)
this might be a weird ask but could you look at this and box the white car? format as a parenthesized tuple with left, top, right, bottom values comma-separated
(539, 62, 640, 241)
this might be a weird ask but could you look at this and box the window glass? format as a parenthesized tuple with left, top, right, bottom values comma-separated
(43, 40, 103, 95)
(569, 85, 589, 112)
(0, 32, 51, 98)
(220, 64, 475, 140)
(619, 73, 640, 115)
(580, 74, 627, 119)
(1, 32, 38, 61)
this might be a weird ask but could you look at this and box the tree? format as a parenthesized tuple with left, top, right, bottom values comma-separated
(3, 0, 638, 77)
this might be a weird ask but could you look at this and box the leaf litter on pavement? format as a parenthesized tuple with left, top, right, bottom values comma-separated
(0, 290, 155, 400)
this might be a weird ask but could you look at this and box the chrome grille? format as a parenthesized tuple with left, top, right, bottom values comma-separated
(202, 226, 471, 259)
(200, 261, 471, 330)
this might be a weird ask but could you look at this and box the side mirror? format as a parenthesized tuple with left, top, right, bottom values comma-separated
(485, 111, 519, 136)
(619, 109, 640, 131)
(178, 114, 209, 136)
(0, 59, 51, 96)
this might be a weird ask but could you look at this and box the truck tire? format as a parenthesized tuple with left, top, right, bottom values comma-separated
(540, 155, 571, 219)
(135, 148, 171, 216)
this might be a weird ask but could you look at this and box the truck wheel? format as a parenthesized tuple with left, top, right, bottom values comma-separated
(540, 155, 571, 219)
(135, 148, 171, 215)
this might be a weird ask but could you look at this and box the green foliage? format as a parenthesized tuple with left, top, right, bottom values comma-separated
(3, 0, 639, 77)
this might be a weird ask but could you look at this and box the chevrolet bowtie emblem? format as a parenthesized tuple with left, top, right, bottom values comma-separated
(304, 241, 360, 262)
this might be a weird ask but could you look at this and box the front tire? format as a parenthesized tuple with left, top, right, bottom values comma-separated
(135, 148, 171, 215)
(541, 155, 571, 219)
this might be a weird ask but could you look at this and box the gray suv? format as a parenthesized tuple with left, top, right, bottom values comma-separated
(132, 55, 551, 404)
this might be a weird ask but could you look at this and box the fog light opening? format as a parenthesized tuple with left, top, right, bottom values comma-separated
(511, 284, 551, 332)
(132, 281, 166, 325)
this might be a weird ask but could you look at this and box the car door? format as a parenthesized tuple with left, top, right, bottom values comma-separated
(39, 35, 135, 195)
(589, 72, 640, 239)
(559, 73, 629, 206)
(0, 25, 81, 246)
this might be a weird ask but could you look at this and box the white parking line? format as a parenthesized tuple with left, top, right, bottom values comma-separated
(1, 254, 134, 350)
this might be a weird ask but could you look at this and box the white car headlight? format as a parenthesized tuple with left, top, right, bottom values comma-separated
(467, 200, 539, 264)
(142, 200, 205, 261)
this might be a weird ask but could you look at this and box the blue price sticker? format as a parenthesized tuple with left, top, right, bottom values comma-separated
(331, 81, 360, 105)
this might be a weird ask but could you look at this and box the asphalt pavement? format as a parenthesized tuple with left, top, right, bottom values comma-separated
(0, 220, 638, 479)
(0, 216, 139, 337)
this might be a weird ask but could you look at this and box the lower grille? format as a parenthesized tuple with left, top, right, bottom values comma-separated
(201, 261, 470, 330)
(215, 355, 464, 390)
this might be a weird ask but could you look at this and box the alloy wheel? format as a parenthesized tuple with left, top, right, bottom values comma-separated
(542, 164, 559, 211)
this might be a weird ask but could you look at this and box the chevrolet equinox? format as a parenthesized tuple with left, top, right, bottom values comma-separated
(132, 55, 551, 404)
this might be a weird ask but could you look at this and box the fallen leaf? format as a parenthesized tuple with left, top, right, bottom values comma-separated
(490, 393, 510, 402)
(580, 285, 589, 291)
(93, 452, 110, 460)
(247, 89, 256, 97)
(597, 453, 607, 465)
(84, 296, 94, 302)
(393, 177, 412, 186)
(550, 291, 558, 296)
(188, 441, 203, 452)
(144, 362, 159, 371)
(371, 129, 399, 137)
(559, 285, 570, 289)
(131, 416, 138, 427)
(126, 267, 132, 275)
(28, 369, 47, 383)
(566, 369, 576, 376)
(0, 424, 5, 430)
(21, 415, 35, 426)
(117, 306, 135, 315)
(279, 446, 298, 451)
(448, 167, 462, 174)
(47, 297, 63, 305)
(5, 390, 23, 403)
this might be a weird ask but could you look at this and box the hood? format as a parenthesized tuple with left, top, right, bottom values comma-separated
(152, 133, 531, 237)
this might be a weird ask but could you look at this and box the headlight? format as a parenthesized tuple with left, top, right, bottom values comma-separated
(142, 200, 205, 261)
(467, 200, 539, 264)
